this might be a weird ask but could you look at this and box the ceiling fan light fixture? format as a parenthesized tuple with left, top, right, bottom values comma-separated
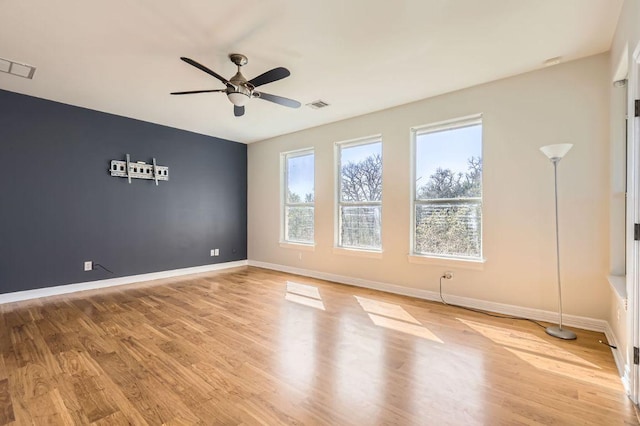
(227, 92, 250, 107)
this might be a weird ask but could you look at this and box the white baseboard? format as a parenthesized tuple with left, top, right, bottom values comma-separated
(604, 322, 630, 394)
(0, 260, 248, 304)
(248, 260, 608, 333)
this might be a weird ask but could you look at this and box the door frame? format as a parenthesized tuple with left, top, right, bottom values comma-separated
(628, 41, 640, 405)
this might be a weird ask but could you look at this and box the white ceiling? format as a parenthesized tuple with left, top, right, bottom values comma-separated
(0, 0, 622, 143)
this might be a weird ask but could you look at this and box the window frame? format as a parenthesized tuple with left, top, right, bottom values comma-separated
(280, 147, 315, 246)
(410, 114, 484, 263)
(334, 134, 383, 253)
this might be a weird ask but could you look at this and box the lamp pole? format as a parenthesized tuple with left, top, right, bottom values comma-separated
(540, 144, 576, 340)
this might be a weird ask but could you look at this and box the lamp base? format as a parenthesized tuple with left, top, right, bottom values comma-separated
(546, 325, 577, 340)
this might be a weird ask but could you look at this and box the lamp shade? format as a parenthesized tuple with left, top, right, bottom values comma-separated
(540, 143, 573, 160)
(227, 92, 250, 107)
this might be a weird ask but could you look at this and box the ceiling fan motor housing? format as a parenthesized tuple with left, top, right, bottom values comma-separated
(227, 71, 253, 106)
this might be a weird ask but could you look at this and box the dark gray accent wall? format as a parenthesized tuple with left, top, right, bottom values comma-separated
(0, 89, 247, 294)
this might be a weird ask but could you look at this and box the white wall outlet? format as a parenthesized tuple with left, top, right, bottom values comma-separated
(214, 249, 219, 256)
(84, 261, 93, 271)
(298, 253, 302, 260)
(210, 249, 215, 257)
(443, 271, 454, 280)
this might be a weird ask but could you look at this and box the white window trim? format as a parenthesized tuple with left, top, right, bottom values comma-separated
(407, 254, 485, 271)
(334, 134, 383, 252)
(280, 147, 315, 245)
(409, 114, 484, 263)
(280, 241, 316, 251)
(333, 247, 383, 259)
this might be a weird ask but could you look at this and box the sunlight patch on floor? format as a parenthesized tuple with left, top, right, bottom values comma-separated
(504, 347, 620, 391)
(355, 296, 442, 343)
(368, 313, 443, 342)
(355, 296, 421, 324)
(286, 281, 321, 299)
(457, 318, 599, 369)
(456, 318, 621, 391)
(285, 282, 325, 310)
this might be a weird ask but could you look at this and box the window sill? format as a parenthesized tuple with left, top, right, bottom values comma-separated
(608, 274, 627, 302)
(407, 254, 485, 271)
(333, 247, 383, 259)
(279, 242, 316, 251)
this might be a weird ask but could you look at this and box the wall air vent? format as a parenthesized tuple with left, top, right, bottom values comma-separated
(306, 100, 330, 109)
(0, 57, 36, 79)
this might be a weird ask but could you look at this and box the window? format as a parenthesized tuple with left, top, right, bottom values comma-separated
(336, 136, 382, 250)
(282, 149, 314, 244)
(412, 116, 482, 260)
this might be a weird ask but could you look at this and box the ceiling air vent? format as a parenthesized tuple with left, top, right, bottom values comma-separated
(306, 100, 330, 109)
(0, 57, 36, 79)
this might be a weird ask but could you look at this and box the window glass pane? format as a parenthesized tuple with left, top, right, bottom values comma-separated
(286, 206, 314, 243)
(416, 124, 482, 199)
(340, 142, 382, 202)
(287, 153, 314, 203)
(283, 149, 314, 244)
(413, 119, 482, 259)
(415, 201, 481, 257)
(340, 205, 381, 249)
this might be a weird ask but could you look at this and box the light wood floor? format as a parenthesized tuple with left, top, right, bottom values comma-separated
(0, 266, 637, 425)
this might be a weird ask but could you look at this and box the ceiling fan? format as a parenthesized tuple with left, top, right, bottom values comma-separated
(171, 53, 301, 117)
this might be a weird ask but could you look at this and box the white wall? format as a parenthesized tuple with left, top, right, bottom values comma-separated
(248, 53, 610, 320)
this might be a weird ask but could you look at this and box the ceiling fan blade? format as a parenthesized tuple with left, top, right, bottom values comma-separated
(234, 105, 245, 117)
(255, 92, 301, 108)
(180, 57, 229, 85)
(248, 67, 290, 88)
(170, 89, 226, 95)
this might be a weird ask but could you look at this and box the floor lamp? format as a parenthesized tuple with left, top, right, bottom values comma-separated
(540, 143, 577, 340)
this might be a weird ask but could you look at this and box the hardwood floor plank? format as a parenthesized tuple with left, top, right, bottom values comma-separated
(0, 356, 5, 382)
(0, 379, 15, 425)
(189, 396, 247, 425)
(0, 266, 636, 424)
(16, 388, 72, 425)
(90, 410, 134, 426)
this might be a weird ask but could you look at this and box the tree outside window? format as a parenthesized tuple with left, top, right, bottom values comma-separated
(282, 149, 314, 244)
(413, 118, 483, 259)
(337, 138, 382, 250)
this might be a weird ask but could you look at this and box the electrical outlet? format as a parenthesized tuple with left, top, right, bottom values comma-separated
(298, 253, 302, 260)
(443, 271, 454, 280)
(214, 249, 219, 256)
(84, 261, 93, 271)
(210, 249, 215, 257)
